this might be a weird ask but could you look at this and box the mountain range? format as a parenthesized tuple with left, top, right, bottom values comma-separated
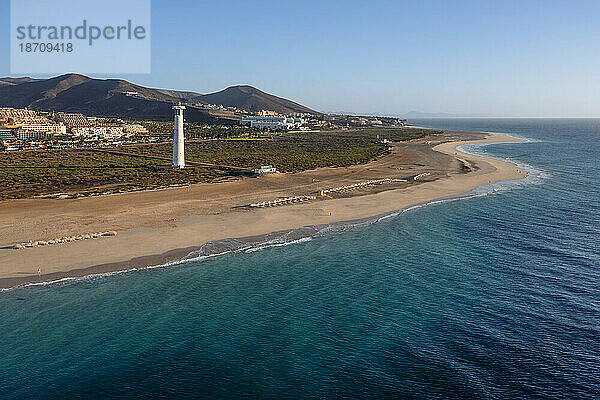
(0, 74, 318, 123)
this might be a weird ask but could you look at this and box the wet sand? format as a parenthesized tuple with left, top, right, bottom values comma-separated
(0, 132, 527, 289)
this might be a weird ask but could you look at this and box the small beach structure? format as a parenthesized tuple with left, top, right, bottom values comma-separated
(12, 231, 117, 250)
(254, 165, 277, 174)
(319, 178, 407, 195)
(248, 195, 315, 208)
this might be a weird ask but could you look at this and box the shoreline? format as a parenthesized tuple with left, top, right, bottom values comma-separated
(0, 132, 529, 290)
(0, 191, 498, 291)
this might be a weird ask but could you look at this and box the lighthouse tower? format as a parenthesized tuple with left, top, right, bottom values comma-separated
(172, 104, 186, 168)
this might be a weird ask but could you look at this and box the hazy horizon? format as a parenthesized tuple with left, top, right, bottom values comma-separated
(2, 0, 599, 117)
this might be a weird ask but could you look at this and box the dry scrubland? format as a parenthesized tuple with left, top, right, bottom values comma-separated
(0, 150, 229, 200)
(0, 128, 434, 200)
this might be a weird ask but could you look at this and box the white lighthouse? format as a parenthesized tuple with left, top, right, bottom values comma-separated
(172, 104, 186, 168)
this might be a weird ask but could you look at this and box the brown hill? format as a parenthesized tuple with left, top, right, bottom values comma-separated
(0, 74, 230, 123)
(0, 74, 319, 122)
(198, 85, 317, 114)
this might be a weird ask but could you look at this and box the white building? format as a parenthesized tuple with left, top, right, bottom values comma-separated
(0, 129, 17, 140)
(71, 126, 124, 138)
(16, 123, 66, 135)
(122, 124, 148, 134)
(240, 115, 304, 130)
(254, 165, 277, 174)
(16, 130, 50, 140)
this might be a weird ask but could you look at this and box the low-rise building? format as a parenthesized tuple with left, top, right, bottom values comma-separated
(16, 130, 50, 140)
(0, 108, 47, 124)
(1, 108, 67, 135)
(18, 123, 66, 135)
(122, 124, 148, 134)
(0, 126, 18, 140)
(72, 126, 125, 138)
(241, 115, 304, 130)
(53, 112, 92, 129)
(254, 165, 277, 174)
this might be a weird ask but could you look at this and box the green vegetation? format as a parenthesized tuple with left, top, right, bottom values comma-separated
(136, 120, 262, 138)
(119, 128, 434, 172)
(0, 128, 434, 200)
(0, 150, 228, 200)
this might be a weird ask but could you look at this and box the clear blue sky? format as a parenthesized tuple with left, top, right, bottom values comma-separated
(1, 0, 600, 117)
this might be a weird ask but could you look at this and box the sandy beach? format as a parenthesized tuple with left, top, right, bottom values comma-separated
(0, 131, 527, 289)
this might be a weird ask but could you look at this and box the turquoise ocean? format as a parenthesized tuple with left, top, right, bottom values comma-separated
(0, 119, 598, 399)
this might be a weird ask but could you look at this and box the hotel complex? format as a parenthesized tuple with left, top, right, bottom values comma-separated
(0, 107, 149, 147)
(240, 115, 305, 130)
(0, 108, 66, 139)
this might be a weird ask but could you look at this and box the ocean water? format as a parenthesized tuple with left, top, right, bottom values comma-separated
(1, 119, 599, 399)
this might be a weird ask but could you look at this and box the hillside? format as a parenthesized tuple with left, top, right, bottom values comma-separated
(0, 77, 42, 85)
(0, 74, 319, 122)
(0, 74, 227, 123)
(198, 85, 317, 114)
(157, 89, 204, 101)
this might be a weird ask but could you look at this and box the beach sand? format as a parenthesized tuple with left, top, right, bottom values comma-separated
(0, 132, 527, 289)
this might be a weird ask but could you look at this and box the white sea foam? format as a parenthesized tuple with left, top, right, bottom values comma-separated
(457, 136, 549, 191)
(245, 237, 313, 253)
